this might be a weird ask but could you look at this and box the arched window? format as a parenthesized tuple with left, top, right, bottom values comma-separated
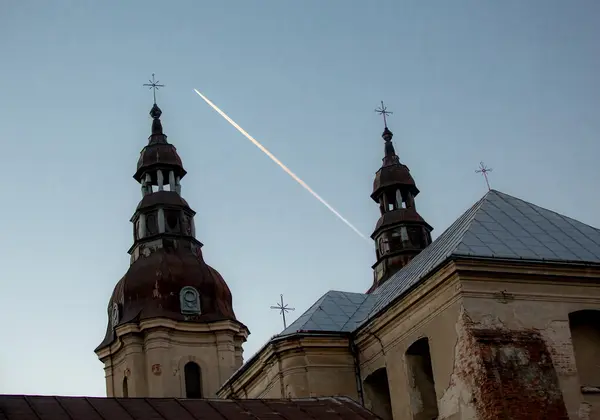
(363, 368, 393, 420)
(122, 377, 129, 398)
(405, 337, 438, 420)
(184, 362, 202, 398)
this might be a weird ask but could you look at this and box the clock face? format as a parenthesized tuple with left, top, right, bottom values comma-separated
(184, 291, 196, 306)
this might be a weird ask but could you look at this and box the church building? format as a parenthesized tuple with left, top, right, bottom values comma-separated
(2, 91, 600, 420)
(216, 114, 600, 419)
(93, 96, 600, 420)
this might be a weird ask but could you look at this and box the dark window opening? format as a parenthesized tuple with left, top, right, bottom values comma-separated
(122, 377, 129, 398)
(184, 362, 202, 398)
(406, 338, 438, 420)
(146, 212, 158, 236)
(363, 368, 393, 420)
(165, 210, 180, 233)
(569, 310, 600, 388)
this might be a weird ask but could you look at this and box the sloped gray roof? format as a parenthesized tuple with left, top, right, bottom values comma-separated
(221, 189, 600, 392)
(369, 189, 600, 315)
(279, 290, 377, 336)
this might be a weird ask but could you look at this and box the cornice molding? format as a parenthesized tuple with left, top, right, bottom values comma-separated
(356, 261, 459, 341)
(95, 318, 248, 361)
(217, 334, 351, 398)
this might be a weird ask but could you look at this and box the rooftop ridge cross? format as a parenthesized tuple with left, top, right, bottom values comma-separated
(475, 161, 493, 191)
(270, 294, 295, 330)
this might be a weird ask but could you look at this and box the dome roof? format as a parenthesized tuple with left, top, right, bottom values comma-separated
(134, 143, 186, 182)
(371, 163, 419, 200)
(96, 248, 238, 351)
(371, 208, 432, 238)
(136, 190, 192, 212)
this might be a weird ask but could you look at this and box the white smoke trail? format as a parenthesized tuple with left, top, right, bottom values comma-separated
(193, 88, 368, 241)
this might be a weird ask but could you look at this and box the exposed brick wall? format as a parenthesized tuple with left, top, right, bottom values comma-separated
(440, 309, 571, 419)
(473, 329, 569, 420)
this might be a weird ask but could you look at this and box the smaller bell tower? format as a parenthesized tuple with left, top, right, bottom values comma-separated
(368, 102, 433, 293)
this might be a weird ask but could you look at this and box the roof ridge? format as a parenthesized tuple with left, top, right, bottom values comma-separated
(362, 189, 600, 326)
(339, 294, 376, 331)
(492, 189, 600, 231)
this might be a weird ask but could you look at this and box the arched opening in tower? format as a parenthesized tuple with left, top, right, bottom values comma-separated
(184, 362, 202, 398)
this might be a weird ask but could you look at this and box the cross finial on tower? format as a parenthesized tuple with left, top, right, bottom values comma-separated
(475, 161, 493, 191)
(375, 101, 393, 128)
(143, 73, 165, 105)
(270, 294, 295, 330)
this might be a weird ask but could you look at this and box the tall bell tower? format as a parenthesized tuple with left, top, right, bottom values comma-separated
(368, 102, 433, 293)
(95, 76, 248, 398)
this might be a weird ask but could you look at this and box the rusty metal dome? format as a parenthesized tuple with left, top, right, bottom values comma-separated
(96, 249, 239, 351)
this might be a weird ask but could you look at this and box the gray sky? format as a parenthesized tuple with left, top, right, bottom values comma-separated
(1, 0, 599, 396)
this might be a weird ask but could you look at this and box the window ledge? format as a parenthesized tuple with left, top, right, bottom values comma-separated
(581, 386, 600, 394)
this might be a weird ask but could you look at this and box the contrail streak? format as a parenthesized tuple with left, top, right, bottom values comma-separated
(194, 88, 368, 241)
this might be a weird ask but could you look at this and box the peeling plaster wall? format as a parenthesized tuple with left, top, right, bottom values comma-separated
(356, 272, 600, 420)
(462, 279, 600, 420)
(443, 308, 569, 420)
(222, 339, 358, 400)
(357, 276, 462, 420)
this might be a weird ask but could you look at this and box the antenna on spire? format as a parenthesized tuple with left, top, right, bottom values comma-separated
(270, 294, 295, 330)
(143, 73, 165, 105)
(475, 161, 493, 191)
(375, 101, 393, 128)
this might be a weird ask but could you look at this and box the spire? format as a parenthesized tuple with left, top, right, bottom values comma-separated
(376, 102, 400, 166)
(150, 103, 163, 135)
(144, 73, 165, 136)
(368, 101, 433, 293)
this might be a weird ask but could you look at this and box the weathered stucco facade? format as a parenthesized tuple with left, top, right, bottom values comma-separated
(96, 318, 247, 398)
(219, 258, 600, 420)
(215, 120, 600, 419)
(218, 335, 358, 399)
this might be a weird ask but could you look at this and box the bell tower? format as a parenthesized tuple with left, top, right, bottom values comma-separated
(95, 76, 248, 398)
(368, 102, 433, 293)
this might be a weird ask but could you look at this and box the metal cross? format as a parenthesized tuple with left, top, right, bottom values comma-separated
(143, 73, 165, 104)
(375, 101, 393, 128)
(270, 294, 295, 329)
(475, 161, 493, 191)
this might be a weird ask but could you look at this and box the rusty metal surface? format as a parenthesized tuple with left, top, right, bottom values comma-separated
(372, 208, 432, 237)
(134, 142, 186, 182)
(136, 191, 192, 212)
(371, 163, 418, 200)
(0, 396, 380, 420)
(96, 249, 239, 351)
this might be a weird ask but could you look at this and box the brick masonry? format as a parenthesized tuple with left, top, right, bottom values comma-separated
(456, 312, 570, 420)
